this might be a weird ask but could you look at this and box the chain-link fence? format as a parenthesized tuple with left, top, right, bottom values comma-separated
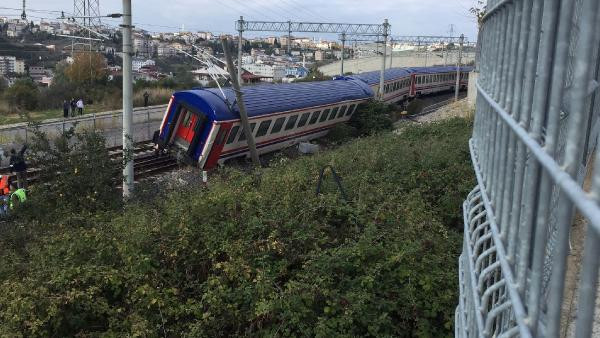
(0, 105, 167, 167)
(456, 0, 600, 337)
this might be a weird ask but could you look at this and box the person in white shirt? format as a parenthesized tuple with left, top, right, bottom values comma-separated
(76, 98, 84, 116)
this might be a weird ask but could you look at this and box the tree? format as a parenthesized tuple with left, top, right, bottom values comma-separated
(3, 78, 38, 111)
(470, 0, 487, 27)
(64, 52, 108, 84)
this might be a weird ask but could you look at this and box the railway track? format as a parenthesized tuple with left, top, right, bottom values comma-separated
(0, 140, 179, 185)
(403, 93, 467, 121)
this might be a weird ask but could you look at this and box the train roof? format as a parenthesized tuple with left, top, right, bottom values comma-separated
(172, 77, 374, 121)
(350, 68, 411, 85)
(351, 66, 475, 85)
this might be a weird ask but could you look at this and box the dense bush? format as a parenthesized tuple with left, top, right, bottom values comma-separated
(3, 78, 38, 110)
(16, 127, 123, 222)
(349, 100, 394, 136)
(0, 118, 474, 337)
(406, 99, 426, 115)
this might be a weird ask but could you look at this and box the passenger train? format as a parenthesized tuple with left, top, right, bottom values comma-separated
(155, 65, 472, 169)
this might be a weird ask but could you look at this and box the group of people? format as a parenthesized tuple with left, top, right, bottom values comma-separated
(0, 145, 28, 216)
(63, 98, 85, 118)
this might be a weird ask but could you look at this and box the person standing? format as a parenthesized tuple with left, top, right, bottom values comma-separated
(70, 98, 77, 117)
(0, 175, 10, 216)
(63, 100, 70, 118)
(143, 91, 150, 107)
(77, 98, 84, 115)
(9, 145, 27, 189)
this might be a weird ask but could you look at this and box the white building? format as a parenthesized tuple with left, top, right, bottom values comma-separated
(133, 35, 154, 57)
(196, 31, 213, 40)
(132, 58, 155, 72)
(243, 62, 286, 81)
(14, 59, 25, 74)
(191, 65, 229, 86)
(0, 56, 17, 75)
(157, 44, 176, 57)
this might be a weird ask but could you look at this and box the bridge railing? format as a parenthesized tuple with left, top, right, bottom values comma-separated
(456, 0, 600, 337)
(0, 105, 167, 165)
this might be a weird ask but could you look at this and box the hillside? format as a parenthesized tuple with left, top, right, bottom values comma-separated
(0, 117, 474, 336)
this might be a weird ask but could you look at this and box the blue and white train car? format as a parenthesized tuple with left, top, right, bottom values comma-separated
(157, 78, 373, 169)
(351, 66, 473, 104)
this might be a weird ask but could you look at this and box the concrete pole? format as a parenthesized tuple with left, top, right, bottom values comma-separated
(454, 34, 464, 101)
(122, 0, 134, 197)
(443, 42, 446, 66)
(221, 37, 261, 167)
(340, 33, 345, 76)
(378, 19, 388, 100)
(287, 20, 292, 55)
(237, 16, 244, 86)
(389, 38, 393, 68)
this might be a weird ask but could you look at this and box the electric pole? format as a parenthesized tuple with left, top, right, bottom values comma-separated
(340, 32, 346, 76)
(237, 16, 244, 86)
(455, 34, 464, 101)
(378, 18, 389, 100)
(122, 0, 134, 197)
(221, 37, 261, 167)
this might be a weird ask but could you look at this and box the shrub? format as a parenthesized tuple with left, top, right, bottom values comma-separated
(0, 118, 474, 337)
(16, 126, 123, 222)
(406, 99, 426, 115)
(349, 100, 393, 136)
(3, 78, 38, 111)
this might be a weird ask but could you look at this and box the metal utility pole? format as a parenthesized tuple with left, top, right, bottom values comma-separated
(378, 19, 389, 100)
(73, 0, 102, 28)
(237, 16, 244, 86)
(221, 37, 261, 167)
(340, 32, 346, 76)
(21, 0, 26, 20)
(121, 0, 134, 197)
(454, 34, 464, 101)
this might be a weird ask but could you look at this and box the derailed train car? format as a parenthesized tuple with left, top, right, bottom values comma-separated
(156, 66, 472, 169)
(156, 77, 373, 169)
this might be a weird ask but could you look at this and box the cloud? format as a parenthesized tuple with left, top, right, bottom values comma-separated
(16, 0, 478, 39)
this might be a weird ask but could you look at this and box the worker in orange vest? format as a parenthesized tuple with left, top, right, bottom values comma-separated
(0, 175, 10, 216)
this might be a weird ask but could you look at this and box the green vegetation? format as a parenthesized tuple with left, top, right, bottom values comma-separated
(0, 117, 474, 336)
(0, 53, 196, 125)
(406, 99, 427, 115)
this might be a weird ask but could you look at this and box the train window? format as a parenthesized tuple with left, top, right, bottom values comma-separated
(319, 109, 330, 122)
(346, 104, 356, 116)
(285, 115, 299, 130)
(226, 125, 240, 144)
(271, 117, 286, 133)
(309, 111, 320, 124)
(255, 120, 272, 137)
(238, 123, 256, 142)
(297, 112, 310, 127)
(215, 128, 227, 145)
(339, 105, 348, 116)
(328, 108, 338, 120)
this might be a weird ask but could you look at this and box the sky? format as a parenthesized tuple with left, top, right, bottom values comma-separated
(2, 0, 481, 41)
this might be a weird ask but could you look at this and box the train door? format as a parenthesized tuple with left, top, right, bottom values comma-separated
(173, 106, 207, 157)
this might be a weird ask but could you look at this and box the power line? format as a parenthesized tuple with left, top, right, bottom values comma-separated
(230, 0, 278, 22)
(280, 0, 329, 21)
